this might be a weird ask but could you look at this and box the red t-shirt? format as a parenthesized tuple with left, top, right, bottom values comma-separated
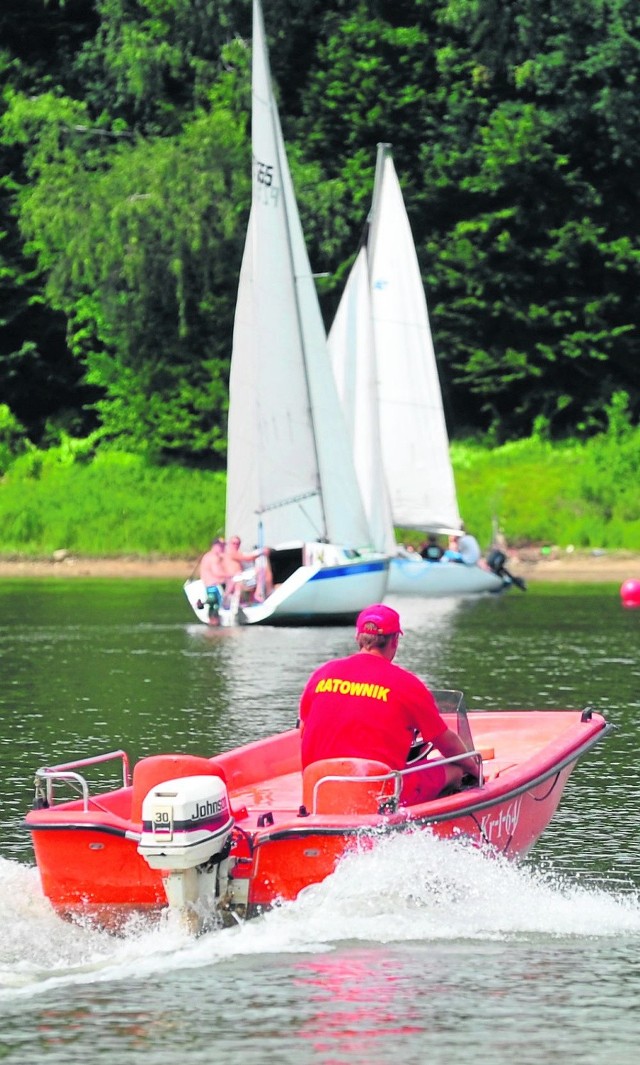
(299, 652, 447, 770)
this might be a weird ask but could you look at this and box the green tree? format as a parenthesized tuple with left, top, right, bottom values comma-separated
(422, 0, 640, 436)
(5, 78, 250, 461)
(0, 6, 100, 444)
(300, 0, 640, 438)
(74, 0, 251, 134)
(2, 0, 640, 457)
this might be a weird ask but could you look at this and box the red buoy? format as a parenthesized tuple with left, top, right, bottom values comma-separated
(620, 579, 640, 609)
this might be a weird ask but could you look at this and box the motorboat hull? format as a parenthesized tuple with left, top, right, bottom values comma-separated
(25, 699, 611, 929)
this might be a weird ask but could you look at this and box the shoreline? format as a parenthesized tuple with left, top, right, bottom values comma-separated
(0, 550, 638, 583)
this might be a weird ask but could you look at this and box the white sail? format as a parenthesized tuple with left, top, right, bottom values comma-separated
(327, 245, 396, 556)
(368, 144, 462, 533)
(327, 144, 507, 598)
(225, 0, 371, 550)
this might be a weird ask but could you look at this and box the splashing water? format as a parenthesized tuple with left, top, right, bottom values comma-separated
(1, 831, 638, 1001)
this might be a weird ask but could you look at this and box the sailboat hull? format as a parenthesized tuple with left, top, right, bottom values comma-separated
(240, 555, 389, 625)
(184, 549, 389, 627)
(388, 557, 504, 596)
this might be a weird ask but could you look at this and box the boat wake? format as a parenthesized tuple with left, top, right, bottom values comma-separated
(1, 834, 638, 999)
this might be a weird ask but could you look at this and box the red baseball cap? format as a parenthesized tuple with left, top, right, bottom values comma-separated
(355, 604, 403, 636)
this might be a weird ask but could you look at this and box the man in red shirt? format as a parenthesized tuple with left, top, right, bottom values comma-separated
(299, 604, 478, 802)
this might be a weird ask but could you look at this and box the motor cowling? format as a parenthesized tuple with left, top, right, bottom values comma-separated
(486, 548, 507, 575)
(485, 548, 527, 591)
(137, 774, 234, 872)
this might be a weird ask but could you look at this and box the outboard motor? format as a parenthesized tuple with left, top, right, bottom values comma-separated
(486, 548, 527, 592)
(138, 774, 234, 929)
(196, 587, 222, 624)
(486, 548, 506, 573)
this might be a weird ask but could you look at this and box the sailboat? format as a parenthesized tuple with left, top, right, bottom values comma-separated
(184, 0, 388, 626)
(328, 143, 505, 596)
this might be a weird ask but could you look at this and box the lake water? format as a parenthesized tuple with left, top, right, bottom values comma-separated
(0, 579, 639, 1063)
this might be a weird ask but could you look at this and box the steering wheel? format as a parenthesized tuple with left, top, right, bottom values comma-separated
(406, 734, 433, 764)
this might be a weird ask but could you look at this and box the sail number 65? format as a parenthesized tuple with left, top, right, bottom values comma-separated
(256, 161, 274, 186)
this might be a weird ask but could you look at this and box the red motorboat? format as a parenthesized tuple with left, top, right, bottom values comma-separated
(24, 691, 611, 932)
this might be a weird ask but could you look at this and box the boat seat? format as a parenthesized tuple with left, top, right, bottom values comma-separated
(302, 758, 396, 815)
(483, 761, 517, 781)
(131, 754, 226, 823)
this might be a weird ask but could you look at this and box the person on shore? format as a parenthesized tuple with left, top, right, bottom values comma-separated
(298, 604, 479, 803)
(224, 534, 273, 603)
(198, 538, 227, 619)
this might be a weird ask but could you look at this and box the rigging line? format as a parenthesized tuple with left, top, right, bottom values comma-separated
(257, 489, 319, 513)
(296, 502, 323, 541)
(256, 495, 324, 542)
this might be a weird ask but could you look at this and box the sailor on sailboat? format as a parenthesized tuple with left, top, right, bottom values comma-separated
(329, 143, 507, 597)
(185, 0, 388, 626)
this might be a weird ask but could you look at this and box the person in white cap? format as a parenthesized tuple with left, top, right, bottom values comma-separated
(298, 604, 479, 802)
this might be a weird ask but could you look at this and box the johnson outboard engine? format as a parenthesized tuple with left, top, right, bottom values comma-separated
(138, 774, 234, 929)
(486, 548, 527, 592)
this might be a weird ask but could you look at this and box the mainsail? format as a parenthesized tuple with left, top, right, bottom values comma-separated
(328, 245, 396, 555)
(225, 0, 371, 550)
(368, 143, 461, 533)
(330, 143, 462, 538)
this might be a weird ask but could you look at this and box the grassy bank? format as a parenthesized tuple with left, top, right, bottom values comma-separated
(0, 425, 639, 557)
(448, 431, 640, 550)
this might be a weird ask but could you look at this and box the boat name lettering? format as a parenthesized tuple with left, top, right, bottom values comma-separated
(193, 797, 227, 820)
(255, 160, 273, 186)
(480, 797, 523, 842)
(315, 678, 390, 702)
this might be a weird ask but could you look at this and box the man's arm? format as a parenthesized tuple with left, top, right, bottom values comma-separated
(230, 547, 265, 564)
(434, 728, 480, 779)
(245, 548, 270, 562)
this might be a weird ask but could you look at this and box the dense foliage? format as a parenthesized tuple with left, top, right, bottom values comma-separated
(1, 415, 638, 555)
(1, 0, 639, 464)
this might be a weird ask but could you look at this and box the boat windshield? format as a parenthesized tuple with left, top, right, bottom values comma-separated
(432, 689, 473, 751)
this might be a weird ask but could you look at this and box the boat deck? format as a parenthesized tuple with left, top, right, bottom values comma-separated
(230, 771, 302, 824)
(27, 710, 597, 835)
(223, 711, 592, 826)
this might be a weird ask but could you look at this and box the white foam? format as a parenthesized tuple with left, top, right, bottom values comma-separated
(2, 832, 638, 999)
(0, 858, 189, 996)
(272, 831, 640, 941)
